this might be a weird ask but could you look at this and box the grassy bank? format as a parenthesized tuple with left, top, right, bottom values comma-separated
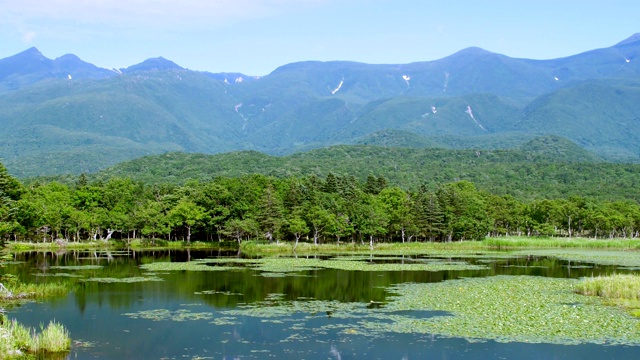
(240, 236, 640, 255)
(5, 236, 640, 254)
(0, 267, 73, 357)
(239, 240, 491, 256)
(485, 236, 640, 249)
(575, 274, 640, 317)
(4, 239, 234, 252)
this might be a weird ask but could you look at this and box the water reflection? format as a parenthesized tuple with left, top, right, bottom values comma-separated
(2, 250, 638, 359)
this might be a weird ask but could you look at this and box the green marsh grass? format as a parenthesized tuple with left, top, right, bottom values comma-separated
(485, 236, 640, 249)
(5, 240, 116, 251)
(240, 240, 492, 255)
(241, 237, 640, 257)
(31, 321, 71, 353)
(0, 317, 71, 356)
(0, 276, 73, 356)
(5, 239, 233, 252)
(576, 274, 640, 316)
(0, 274, 70, 301)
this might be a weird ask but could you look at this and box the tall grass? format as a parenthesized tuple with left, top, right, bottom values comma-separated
(0, 276, 71, 301)
(0, 317, 71, 356)
(483, 236, 640, 249)
(5, 240, 116, 251)
(31, 321, 71, 353)
(575, 274, 640, 317)
(241, 237, 640, 255)
(575, 274, 640, 300)
(240, 240, 491, 255)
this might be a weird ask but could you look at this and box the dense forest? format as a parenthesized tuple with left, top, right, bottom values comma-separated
(83, 138, 640, 203)
(2, 161, 639, 245)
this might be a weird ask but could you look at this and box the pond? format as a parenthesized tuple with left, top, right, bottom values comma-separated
(3, 248, 639, 359)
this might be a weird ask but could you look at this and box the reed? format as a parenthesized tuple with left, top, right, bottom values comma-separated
(0, 317, 71, 356)
(31, 321, 71, 353)
(240, 239, 493, 255)
(575, 274, 640, 301)
(1, 281, 70, 301)
(483, 236, 640, 249)
(5, 240, 115, 251)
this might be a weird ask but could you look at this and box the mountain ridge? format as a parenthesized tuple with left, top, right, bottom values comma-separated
(1, 34, 640, 177)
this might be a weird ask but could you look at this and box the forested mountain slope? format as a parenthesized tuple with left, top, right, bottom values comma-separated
(1, 34, 640, 176)
(84, 137, 640, 202)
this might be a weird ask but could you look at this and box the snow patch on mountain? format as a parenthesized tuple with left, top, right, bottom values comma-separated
(234, 103, 249, 128)
(402, 75, 411, 87)
(465, 105, 486, 131)
(330, 79, 344, 95)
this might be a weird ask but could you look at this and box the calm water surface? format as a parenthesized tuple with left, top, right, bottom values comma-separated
(3, 249, 638, 359)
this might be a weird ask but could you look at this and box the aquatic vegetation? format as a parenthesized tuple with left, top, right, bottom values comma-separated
(34, 272, 84, 278)
(123, 309, 214, 322)
(576, 274, 640, 300)
(0, 279, 71, 300)
(140, 260, 242, 272)
(0, 317, 71, 357)
(240, 240, 493, 255)
(49, 265, 104, 270)
(214, 276, 640, 345)
(381, 275, 640, 345)
(514, 249, 640, 267)
(83, 276, 164, 283)
(6, 241, 116, 251)
(222, 298, 368, 319)
(194, 290, 243, 296)
(576, 274, 640, 316)
(210, 317, 240, 326)
(31, 321, 71, 353)
(141, 256, 487, 276)
(485, 237, 640, 249)
(241, 238, 640, 258)
(256, 272, 286, 277)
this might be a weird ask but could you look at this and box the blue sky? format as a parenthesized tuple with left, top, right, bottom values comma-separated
(1, 0, 638, 75)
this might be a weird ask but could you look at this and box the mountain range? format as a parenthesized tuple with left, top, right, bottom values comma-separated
(1, 34, 640, 177)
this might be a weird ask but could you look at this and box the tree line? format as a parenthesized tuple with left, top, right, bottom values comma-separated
(2, 162, 640, 245)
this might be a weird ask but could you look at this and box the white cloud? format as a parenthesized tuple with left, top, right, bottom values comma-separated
(22, 30, 37, 43)
(1, 0, 331, 29)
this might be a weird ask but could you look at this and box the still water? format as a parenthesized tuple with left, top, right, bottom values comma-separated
(3, 249, 638, 359)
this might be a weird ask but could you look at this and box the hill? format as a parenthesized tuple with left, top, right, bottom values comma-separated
(84, 139, 640, 202)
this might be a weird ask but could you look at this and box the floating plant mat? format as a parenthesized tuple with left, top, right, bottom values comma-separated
(49, 265, 104, 270)
(140, 257, 487, 274)
(212, 276, 640, 345)
(82, 276, 164, 283)
(123, 309, 214, 321)
(381, 275, 640, 345)
(34, 272, 84, 278)
(513, 249, 640, 267)
(139, 260, 244, 272)
(194, 290, 243, 296)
